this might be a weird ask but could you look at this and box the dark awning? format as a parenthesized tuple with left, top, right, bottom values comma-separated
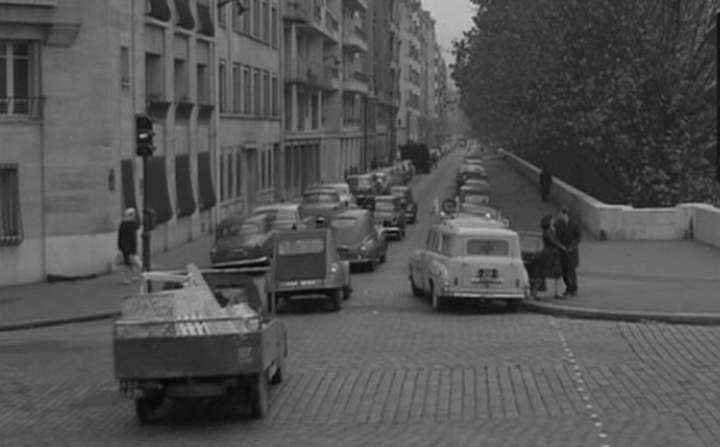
(120, 159, 137, 211)
(197, 3, 215, 36)
(174, 0, 195, 30)
(197, 151, 217, 210)
(147, 156, 174, 225)
(175, 154, 197, 218)
(147, 0, 171, 21)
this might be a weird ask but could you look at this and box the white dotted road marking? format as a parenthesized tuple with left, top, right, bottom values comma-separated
(549, 317, 611, 447)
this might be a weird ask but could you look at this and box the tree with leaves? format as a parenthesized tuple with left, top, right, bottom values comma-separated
(452, 0, 719, 206)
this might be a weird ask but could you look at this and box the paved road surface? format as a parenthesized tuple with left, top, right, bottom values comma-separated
(1, 150, 720, 446)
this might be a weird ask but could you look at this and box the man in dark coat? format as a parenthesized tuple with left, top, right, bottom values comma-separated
(539, 168, 552, 202)
(554, 206, 581, 297)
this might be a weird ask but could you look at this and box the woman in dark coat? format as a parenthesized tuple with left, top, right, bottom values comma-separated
(534, 214, 566, 299)
(118, 207, 141, 284)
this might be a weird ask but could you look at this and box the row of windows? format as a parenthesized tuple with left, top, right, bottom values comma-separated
(218, 61, 279, 117)
(219, 145, 277, 203)
(218, 0, 279, 48)
(0, 41, 36, 118)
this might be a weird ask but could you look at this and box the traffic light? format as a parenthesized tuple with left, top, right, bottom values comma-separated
(135, 114, 155, 157)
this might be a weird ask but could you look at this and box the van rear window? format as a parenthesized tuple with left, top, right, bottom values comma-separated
(278, 239, 325, 255)
(467, 239, 509, 256)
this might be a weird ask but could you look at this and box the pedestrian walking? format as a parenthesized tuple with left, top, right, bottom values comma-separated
(118, 207, 142, 284)
(554, 206, 581, 297)
(532, 214, 566, 299)
(539, 167, 552, 202)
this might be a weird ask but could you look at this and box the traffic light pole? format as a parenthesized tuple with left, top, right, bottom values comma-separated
(141, 154, 152, 272)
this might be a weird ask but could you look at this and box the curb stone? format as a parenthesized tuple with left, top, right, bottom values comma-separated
(522, 300, 720, 326)
(0, 311, 120, 333)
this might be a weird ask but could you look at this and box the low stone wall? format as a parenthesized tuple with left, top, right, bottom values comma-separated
(501, 150, 720, 248)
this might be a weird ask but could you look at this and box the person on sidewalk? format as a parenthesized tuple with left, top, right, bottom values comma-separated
(534, 214, 566, 299)
(117, 207, 142, 284)
(555, 206, 582, 297)
(539, 167, 553, 202)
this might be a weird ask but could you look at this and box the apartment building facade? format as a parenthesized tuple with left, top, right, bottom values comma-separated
(396, 0, 422, 144)
(366, 0, 400, 166)
(431, 41, 448, 145)
(0, 0, 220, 285)
(216, 0, 282, 218)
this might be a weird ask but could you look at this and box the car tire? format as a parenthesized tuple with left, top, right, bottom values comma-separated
(399, 227, 406, 240)
(248, 372, 269, 418)
(342, 285, 352, 300)
(430, 283, 443, 312)
(135, 392, 164, 424)
(329, 289, 342, 311)
(410, 277, 423, 298)
(270, 360, 285, 384)
(379, 251, 387, 263)
(368, 258, 378, 272)
(507, 300, 521, 313)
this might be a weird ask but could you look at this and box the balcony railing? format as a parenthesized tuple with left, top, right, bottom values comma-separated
(283, 0, 312, 23)
(287, 58, 340, 91)
(342, 24, 368, 53)
(0, 97, 45, 120)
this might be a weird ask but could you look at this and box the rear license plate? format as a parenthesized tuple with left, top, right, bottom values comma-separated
(477, 269, 498, 279)
(280, 279, 321, 287)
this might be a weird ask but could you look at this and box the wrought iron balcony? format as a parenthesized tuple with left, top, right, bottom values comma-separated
(343, 71, 369, 94)
(286, 58, 340, 91)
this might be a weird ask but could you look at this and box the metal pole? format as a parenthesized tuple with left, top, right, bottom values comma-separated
(716, 12, 719, 183)
(141, 155, 151, 272)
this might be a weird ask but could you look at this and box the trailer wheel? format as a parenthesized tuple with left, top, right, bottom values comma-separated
(135, 393, 163, 424)
(248, 373, 269, 418)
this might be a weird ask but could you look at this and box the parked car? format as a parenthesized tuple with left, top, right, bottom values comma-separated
(373, 195, 407, 240)
(458, 183, 491, 201)
(347, 173, 380, 209)
(210, 214, 274, 268)
(390, 185, 418, 224)
(398, 159, 416, 183)
(268, 228, 352, 312)
(251, 203, 311, 231)
(456, 203, 508, 226)
(329, 208, 388, 272)
(316, 182, 356, 208)
(457, 166, 489, 186)
(408, 217, 530, 312)
(370, 169, 392, 194)
(299, 187, 347, 226)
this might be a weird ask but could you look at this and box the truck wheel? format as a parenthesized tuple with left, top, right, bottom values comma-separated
(507, 300, 521, 313)
(329, 289, 342, 311)
(270, 361, 285, 384)
(135, 393, 163, 424)
(248, 373, 269, 418)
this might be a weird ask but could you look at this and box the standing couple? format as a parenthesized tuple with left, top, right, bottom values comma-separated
(534, 206, 581, 299)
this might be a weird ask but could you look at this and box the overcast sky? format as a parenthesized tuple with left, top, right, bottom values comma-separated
(420, 0, 476, 64)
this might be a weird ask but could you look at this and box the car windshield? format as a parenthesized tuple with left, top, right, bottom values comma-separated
(330, 217, 359, 229)
(348, 177, 372, 189)
(303, 192, 339, 203)
(466, 239, 510, 256)
(217, 223, 261, 238)
(253, 209, 278, 222)
(277, 238, 325, 255)
(375, 201, 396, 211)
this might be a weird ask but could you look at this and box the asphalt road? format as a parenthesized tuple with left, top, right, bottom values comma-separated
(1, 150, 720, 447)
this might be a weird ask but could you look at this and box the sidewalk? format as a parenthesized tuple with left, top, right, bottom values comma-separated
(484, 155, 720, 323)
(0, 235, 214, 331)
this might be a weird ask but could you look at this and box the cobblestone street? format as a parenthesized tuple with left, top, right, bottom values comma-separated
(1, 154, 719, 446)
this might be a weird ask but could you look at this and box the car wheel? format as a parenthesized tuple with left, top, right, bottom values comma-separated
(410, 276, 423, 297)
(368, 257, 378, 272)
(430, 283, 443, 312)
(399, 227, 406, 240)
(379, 250, 387, 263)
(270, 360, 285, 384)
(342, 285, 352, 300)
(329, 289, 342, 311)
(507, 300, 521, 313)
(248, 372, 269, 418)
